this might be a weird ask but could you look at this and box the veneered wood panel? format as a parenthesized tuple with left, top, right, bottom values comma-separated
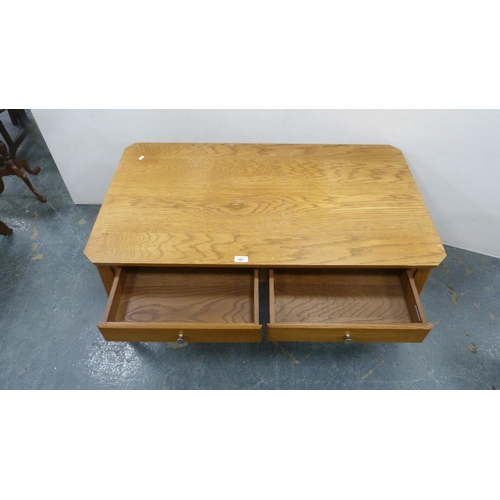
(267, 268, 433, 343)
(267, 324, 431, 343)
(272, 269, 413, 325)
(98, 323, 262, 343)
(401, 270, 428, 323)
(98, 266, 262, 342)
(84, 144, 446, 268)
(413, 268, 432, 294)
(97, 266, 115, 296)
(113, 267, 257, 324)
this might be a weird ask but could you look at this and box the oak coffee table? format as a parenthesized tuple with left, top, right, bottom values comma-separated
(84, 143, 446, 344)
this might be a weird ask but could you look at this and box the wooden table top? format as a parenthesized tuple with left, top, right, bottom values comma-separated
(84, 143, 446, 268)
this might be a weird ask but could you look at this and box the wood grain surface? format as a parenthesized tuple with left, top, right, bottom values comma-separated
(266, 324, 431, 343)
(270, 269, 415, 325)
(98, 323, 262, 343)
(109, 267, 258, 324)
(84, 143, 445, 267)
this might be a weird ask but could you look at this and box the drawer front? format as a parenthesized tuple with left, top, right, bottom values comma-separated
(267, 324, 432, 343)
(268, 268, 432, 343)
(99, 323, 262, 343)
(98, 266, 262, 342)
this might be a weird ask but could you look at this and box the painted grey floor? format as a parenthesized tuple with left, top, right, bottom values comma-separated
(1, 112, 499, 390)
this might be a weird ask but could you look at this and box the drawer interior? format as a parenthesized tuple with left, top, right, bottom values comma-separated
(270, 268, 426, 325)
(106, 267, 259, 325)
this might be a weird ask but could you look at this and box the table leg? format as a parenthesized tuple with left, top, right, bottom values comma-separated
(97, 266, 116, 296)
(413, 268, 431, 294)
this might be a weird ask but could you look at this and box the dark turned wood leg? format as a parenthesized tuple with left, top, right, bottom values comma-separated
(19, 158, 41, 175)
(0, 110, 36, 158)
(6, 159, 47, 203)
(0, 220, 12, 236)
(7, 110, 19, 126)
(0, 140, 47, 203)
(0, 120, 15, 154)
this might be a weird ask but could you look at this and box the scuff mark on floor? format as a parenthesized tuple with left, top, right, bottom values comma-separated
(362, 360, 385, 379)
(447, 284, 458, 303)
(489, 312, 496, 320)
(277, 344, 300, 364)
(166, 341, 188, 349)
(78, 219, 87, 225)
(453, 255, 463, 264)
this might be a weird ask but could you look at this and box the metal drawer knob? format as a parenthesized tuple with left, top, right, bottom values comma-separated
(344, 333, 353, 343)
(177, 333, 185, 345)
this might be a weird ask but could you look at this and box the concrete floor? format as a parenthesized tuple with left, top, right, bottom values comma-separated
(1, 112, 499, 389)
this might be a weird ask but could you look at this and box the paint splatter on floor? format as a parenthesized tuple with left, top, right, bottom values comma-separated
(463, 343, 478, 354)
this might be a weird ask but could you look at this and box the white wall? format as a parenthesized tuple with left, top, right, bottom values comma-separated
(31, 109, 500, 259)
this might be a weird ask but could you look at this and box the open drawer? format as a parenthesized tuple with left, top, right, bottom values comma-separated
(267, 269, 432, 343)
(98, 267, 261, 342)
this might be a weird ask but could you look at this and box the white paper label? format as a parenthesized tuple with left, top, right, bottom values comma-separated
(138, 155, 145, 160)
(234, 256, 249, 263)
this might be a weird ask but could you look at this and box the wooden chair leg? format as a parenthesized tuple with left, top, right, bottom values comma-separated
(17, 158, 42, 176)
(0, 110, 36, 159)
(0, 140, 47, 203)
(9, 159, 47, 203)
(8, 110, 19, 126)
